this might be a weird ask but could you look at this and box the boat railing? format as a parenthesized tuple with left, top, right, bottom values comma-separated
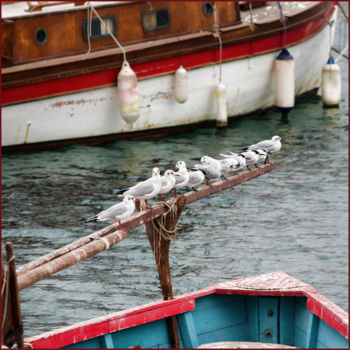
(2, 162, 275, 348)
(25, 1, 86, 12)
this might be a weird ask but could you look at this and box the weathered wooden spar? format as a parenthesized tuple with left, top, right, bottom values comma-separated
(15, 162, 275, 291)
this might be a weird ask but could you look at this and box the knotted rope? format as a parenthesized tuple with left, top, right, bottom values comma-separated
(151, 200, 178, 242)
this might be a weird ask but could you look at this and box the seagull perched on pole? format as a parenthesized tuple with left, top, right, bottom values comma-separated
(244, 135, 283, 163)
(173, 160, 190, 197)
(186, 168, 206, 191)
(219, 152, 246, 172)
(116, 167, 161, 209)
(192, 156, 222, 184)
(158, 169, 178, 201)
(86, 194, 135, 230)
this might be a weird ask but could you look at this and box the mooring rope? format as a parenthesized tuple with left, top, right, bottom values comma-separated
(151, 201, 178, 241)
(140, 200, 179, 265)
(85, 4, 92, 55)
(249, 2, 255, 31)
(277, 2, 287, 48)
(86, 2, 127, 62)
(212, 3, 223, 83)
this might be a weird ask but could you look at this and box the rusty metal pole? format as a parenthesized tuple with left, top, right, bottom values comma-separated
(136, 195, 188, 348)
(2, 242, 24, 349)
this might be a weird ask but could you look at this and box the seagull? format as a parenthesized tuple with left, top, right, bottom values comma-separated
(219, 157, 240, 175)
(187, 168, 206, 191)
(240, 150, 260, 170)
(173, 161, 190, 197)
(220, 152, 246, 173)
(256, 149, 268, 164)
(192, 156, 222, 184)
(158, 169, 178, 201)
(245, 136, 283, 162)
(86, 194, 135, 230)
(116, 167, 161, 209)
(201, 155, 240, 178)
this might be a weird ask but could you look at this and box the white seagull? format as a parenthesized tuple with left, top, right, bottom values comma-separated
(117, 167, 161, 209)
(192, 156, 222, 184)
(245, 135, 283, 162)
(240, 150, 260, 169)
(158, 169, 178, 201)
(256, 149, 268, 163)
(187, 168, 206, 191)
(173, 161, 190, 196)
(220, 152, 246, 172)
(86, 194, 135, 230)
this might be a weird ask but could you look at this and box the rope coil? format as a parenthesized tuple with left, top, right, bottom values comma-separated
(152, 201, 178, 241)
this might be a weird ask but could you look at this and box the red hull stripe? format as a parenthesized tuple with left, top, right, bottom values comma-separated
(2, 6, 333, 105)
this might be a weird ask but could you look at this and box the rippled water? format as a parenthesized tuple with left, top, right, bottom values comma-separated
(2, 33, 348, 341)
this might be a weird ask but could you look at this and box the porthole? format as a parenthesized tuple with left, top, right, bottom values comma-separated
(82, 15, 117, 41)
(142, 7, 170, 32)
(35, 28, 48, 45)
(203, 2, 214, 17)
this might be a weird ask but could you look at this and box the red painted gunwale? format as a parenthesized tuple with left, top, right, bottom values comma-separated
(23, 272, 348, 349)
(2, 4, 334, 106)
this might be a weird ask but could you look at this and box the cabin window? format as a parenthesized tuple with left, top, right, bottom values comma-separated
(82, 15, 117, 41)
(141, 8, 170, 32)
(34, 28, 48, 45)
(203, 2, 214, 17)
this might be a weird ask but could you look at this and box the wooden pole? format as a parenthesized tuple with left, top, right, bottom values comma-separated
(16, 163, 275, 291)
(17, 229, 129, 291)
(136, 195, 188, 348)
(2, 242, 24, 349)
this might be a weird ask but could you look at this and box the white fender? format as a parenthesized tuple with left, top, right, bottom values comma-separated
(321, 57, 341, 107)
(117, 61, 140, 125)
(174, 65, 188, 103)
(215, 82, 228, 127)
(275, 48, 295, 113)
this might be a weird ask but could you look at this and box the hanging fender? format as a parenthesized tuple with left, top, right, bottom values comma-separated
(117, 61, 140, 125)
(274, 48, 295, 114)
(321, 56, 341, 107)
(174, 65, 188, 103)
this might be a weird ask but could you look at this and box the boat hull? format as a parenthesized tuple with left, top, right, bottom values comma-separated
(23, 272, 349, 349)
(1, 5, 337, 150)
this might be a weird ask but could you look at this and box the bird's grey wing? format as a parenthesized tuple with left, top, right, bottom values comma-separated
(187, 171, 200, 185)
(250, 140, 274, 152)
(201, 165, 220, 179)
(193, 163, 204, 170)
(98, 203, 128, 221)
(175, 173, 187, 185)
(128, 181, 155, 196)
